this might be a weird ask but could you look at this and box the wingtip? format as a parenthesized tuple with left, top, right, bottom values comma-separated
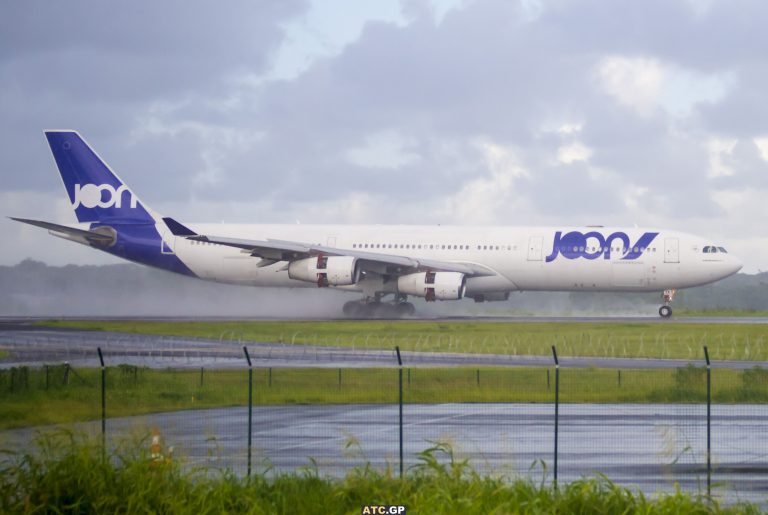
(163, 217, 197, 237)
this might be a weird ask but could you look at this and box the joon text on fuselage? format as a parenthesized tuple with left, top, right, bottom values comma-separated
(545, 230, 659, 263)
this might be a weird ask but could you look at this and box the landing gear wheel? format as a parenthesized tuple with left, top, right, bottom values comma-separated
(343, 301, 365, 317)
(402, 302, 416, 316)
(659, 305, 672, 318)
(394, 302, 415, 317)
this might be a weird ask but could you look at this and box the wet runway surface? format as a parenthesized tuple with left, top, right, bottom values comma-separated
(1, 322, 766, 370)
(4, 315, 768, 324)
(3, 403, 766, 504)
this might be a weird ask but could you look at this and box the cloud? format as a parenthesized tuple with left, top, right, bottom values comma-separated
(2, 0, 768, 273)
(595, 55, 732, 117)
(557, 142, 593, 165)
(344, 130, 420, 169)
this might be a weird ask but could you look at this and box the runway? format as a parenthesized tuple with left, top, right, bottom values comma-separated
(2, 403, 766, 504)
(1, 322, 766, 370)
(4, 315, 768, 324)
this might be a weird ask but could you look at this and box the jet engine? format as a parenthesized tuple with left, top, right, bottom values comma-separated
(288, 255, 360, 287)
(397, 271, 466, 301)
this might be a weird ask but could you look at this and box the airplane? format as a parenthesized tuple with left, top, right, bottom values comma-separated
(11, 131, 743, 318)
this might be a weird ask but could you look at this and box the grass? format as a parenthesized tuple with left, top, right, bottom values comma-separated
(37, 319, 768, 361)
(676, 309, 768, 318)
(1, 364, 767, 430)
(0, 433, 761, 514)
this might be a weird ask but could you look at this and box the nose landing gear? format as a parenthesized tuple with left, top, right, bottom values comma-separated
(659, 289, 676, 318)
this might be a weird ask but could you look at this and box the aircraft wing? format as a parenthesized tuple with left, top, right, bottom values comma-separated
(180, 230, 496, 277)
(191, 234, 496, 276)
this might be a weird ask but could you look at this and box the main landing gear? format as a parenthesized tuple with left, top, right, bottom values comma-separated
(659, 289, 676, 318)
(342, 293, 415, 319)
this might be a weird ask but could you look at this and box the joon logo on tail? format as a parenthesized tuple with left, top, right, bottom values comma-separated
(73, 183, 137, 209)
(545, 230, 659, 263)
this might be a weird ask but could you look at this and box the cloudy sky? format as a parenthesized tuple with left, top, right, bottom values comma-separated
(1, 0, 767, 272)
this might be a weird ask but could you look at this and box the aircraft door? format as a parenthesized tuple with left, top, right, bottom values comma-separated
(527, 236, 543, 261)
(664, 238, 679, 263)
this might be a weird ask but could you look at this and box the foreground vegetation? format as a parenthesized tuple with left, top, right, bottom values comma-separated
(39, 319, 768, 361)
(1, 364, 767, 430)
(0, 432, 760, 514)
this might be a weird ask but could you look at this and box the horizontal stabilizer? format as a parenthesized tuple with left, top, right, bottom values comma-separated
(10, 217, 116, 246)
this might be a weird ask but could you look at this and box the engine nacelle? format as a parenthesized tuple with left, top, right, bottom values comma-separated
(397, 271, 466, 301)
(288, 255, 360, 287)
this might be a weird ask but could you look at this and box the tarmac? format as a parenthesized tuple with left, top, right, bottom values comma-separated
(2, 403, 766, 504)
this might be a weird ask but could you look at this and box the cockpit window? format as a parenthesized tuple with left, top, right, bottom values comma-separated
(703, 246, 715, 253)
(718, 247, 727, 253)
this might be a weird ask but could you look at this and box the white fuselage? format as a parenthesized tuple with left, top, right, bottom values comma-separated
(162, 224, 742, 296)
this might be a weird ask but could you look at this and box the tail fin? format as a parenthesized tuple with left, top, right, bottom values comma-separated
(45, 131, 155, 224)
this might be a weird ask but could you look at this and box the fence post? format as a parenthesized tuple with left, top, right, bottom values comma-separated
(395, 346, 404, 478)
(338, 368, 342, 390)
(97, 347, 106, 461)
(243, 346, 253, 479)
(552, 345, 559, 487)
(200, 367, 204, 387)
(704, 345, 711, 496)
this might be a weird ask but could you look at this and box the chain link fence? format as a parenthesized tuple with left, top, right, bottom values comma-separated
(1, 346, 767, 504)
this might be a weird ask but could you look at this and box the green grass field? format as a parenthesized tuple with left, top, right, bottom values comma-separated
(2, 364, 766, 430)
(39, 319, 768, 361)
(677, 309, 768, 318)
(0, 434, 760, 514)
